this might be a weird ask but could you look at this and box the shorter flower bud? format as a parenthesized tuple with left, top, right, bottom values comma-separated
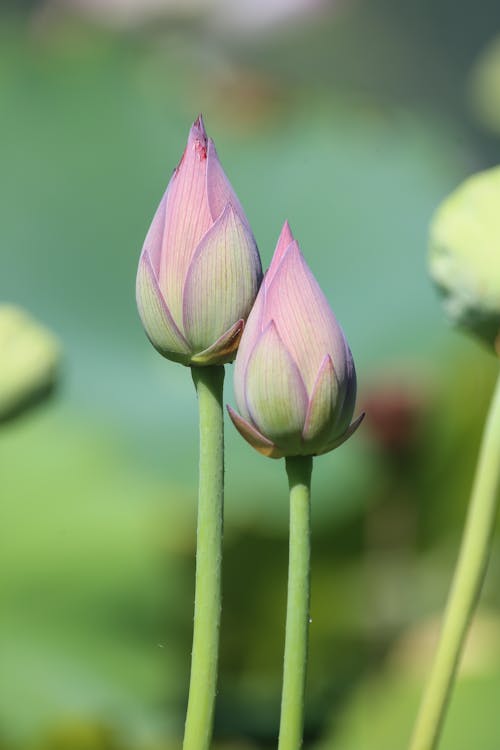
(228, 222, 363, 458)
(429, 165, 500, 351)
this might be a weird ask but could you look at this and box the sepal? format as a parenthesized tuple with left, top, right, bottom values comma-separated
(136, 250, 190, 364)
(191, 319, 244, 366)
(227, 406, 284, 458)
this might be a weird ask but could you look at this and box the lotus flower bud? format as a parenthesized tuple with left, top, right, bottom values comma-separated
(429, 165, 500, 351)
(228, 222, 363, 458)
(136, 116, 263, 366)
(0, 305, 60, 423)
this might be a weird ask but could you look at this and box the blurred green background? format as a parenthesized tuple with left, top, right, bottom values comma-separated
(2, 0, 500, 748)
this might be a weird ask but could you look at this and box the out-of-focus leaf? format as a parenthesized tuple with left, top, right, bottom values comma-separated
(429, 165, 500, 349)
(0, 305, 60, 424)
(318, 613, 500, 750)
(469, 34, 500, 136)
(0, 407, 195, 745)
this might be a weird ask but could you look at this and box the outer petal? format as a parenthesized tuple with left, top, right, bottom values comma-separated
(158, 116, 213, 324)
(206, 137, 250, 226)
(233, 286, 265, 419)
(191, 319, 243, 366)
(245, 321, 308, 451)
(302, 355, 339, 444)
(227, 406, 284, 459)
(136, 250, 190, 363)
(142, 190, 167, 275)
(315, 412, 365, 456)
(182, 204, 262, 353)
(266, 220, 295, 286)
(264, 241, 348, 393)
(330, 342, 357, 438)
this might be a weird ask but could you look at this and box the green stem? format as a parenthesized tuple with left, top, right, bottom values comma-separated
(183, 365, 225, 750)
(409, 369, 500, 750)
(278, 455, 313, 750)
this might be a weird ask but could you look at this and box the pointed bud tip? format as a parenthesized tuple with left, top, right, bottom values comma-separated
(193, 113, 206, 133)
(267, 223, 300, 284)
(187, 114, 208, 158)
(282, 219, 294, 240)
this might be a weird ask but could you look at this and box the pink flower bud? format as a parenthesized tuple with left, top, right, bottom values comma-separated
(136, 116, 262, 366)
(228, 222, 363, 458)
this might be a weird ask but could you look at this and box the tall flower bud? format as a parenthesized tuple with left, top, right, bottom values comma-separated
(228, 222, 363, 458)
(136, 116, 262, 366)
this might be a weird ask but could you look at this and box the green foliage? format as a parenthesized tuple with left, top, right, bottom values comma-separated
(469, 34, 500, 135)
(429, 166, 500, 349)
(320, 614, 500, 750)
(0, 306, 60, 423)
(0, 407, 193, 745)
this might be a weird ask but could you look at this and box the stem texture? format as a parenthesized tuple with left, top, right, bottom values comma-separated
(278, 455, 313, 750)
(409, 370, 500, 750)
(183, 365, 225, 750)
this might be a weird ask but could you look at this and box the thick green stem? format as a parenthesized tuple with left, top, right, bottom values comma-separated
(409, 369, 500, 750)
(183, 365, 225, 750)
(278, 455, 313, 750)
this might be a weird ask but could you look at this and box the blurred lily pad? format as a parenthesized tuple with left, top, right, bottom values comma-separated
(469, 34, 500, 136)
(318, 612, 500, 750)
(0, 407, 194, 746)
(32, 719, 123, 750)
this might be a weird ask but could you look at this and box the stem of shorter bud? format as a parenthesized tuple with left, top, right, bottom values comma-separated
(278, 455, 313, 750)
(409, 367, 500, 750)
(183, 365, 225, 750)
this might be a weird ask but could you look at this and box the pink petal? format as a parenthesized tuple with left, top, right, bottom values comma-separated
(157, 117, 213, 324)
(206, 138, 250, 226)
(302, 355, 339, 444)
(227, 406, 284, 459)
(245, 321, 308, 452)
(136, 250, 190, 362)
(233, 285, 265, 419)
(330, 344, 357, 437)
(141, 190, 167, 275)
(266, 220, 295, 287)
(263, 241, 348, 394)
(182, 204, 261, 353)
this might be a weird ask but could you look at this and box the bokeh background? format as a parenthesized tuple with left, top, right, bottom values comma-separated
(2, 0, 500, 748)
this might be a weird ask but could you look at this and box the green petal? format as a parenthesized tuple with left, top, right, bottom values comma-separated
(227, 406, 283, 458)
(302, 355, 339, 446)
(315, 412, 365, 456)
(245, 322, 308, 451)
(182, 204, 261, 353)
(190, 319, 243, 366)
(136, 250, 190, 364)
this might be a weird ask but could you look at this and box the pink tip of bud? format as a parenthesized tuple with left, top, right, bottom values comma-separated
(267, 220, 296, 285)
